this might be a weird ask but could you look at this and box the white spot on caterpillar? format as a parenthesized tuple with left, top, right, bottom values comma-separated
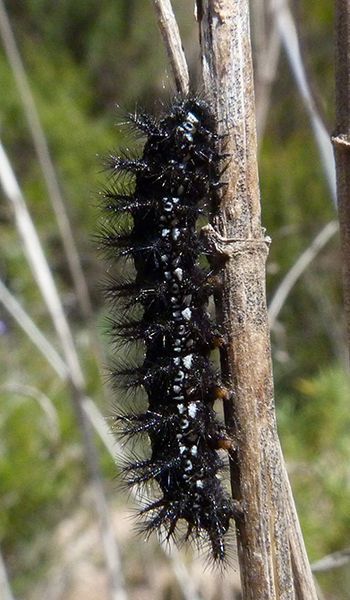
(187, 111, 199, 124)
(173, 385, 181, 394)
(191, 445, 198, 456)
(172, 311, 181, 319)
(179, 123, 193, 135)
(183, 354, 193, 369)
(196, 480, 204, 489)
(188, 402, 197, 418)
(173, 197, 180, 204)
(164, 271, 171, 280)
(174, 370, 184, 381)
(172, 228, 180, 241)
(163, 200, 173, 212)
(182, 120, 196, 133)
(177, 404, 185, 414)
(180, 418, 189, 429)
(185, 460, 193, 472)
(181, 308, 192, 321)
(161, 255, 168, 264)
(179, 445, 187, 454)
(173, 357, 181, 366)
(162, 229, 170, 237)
(174, 267, 183, 281)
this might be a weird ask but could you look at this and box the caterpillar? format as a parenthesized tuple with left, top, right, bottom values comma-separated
(100, 95, 236, 563)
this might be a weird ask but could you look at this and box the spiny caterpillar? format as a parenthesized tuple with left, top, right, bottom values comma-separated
(100, 96, 236, 563)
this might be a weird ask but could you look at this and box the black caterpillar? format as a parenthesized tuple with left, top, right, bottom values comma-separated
(101, 96, 236, 563)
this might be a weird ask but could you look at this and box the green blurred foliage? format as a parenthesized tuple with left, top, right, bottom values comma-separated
(278, 367, 350, 599)
(279, 368, 350, 554)
(0, 1, 349, 598)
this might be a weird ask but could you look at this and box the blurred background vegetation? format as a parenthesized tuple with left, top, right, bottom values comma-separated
(0, 1, 349, 599)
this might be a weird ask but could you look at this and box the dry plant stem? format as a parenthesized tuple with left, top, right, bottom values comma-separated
(0, 0, 93, 320)
(198, 2, 293, 597)
(313, 581, 327, 600)
(333, 0, 350, 359)
(0, 139, 84, 388)
(152, 0, 189, 94)
(251, 1, 281, 143)
(197, 1, 317, 598)
(169, 547, 202, 600)
(0, 277, 120, 461)
(2, 383, 60, 441)
(0, 545, 15, 600)
(293, 1, 332, 136)
(0, 277, 69, 379)
(270, 0, 336, 203)
(268, 221, 338, 328)
(277, 448, 318, 600)
(311, 547, 350, 573)
(69, 385, 127, 600)
(0, 277, 117, 455)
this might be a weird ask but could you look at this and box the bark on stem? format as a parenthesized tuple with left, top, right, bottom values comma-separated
(197, 1, 317, 598)
(333, 0, 350, 360)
